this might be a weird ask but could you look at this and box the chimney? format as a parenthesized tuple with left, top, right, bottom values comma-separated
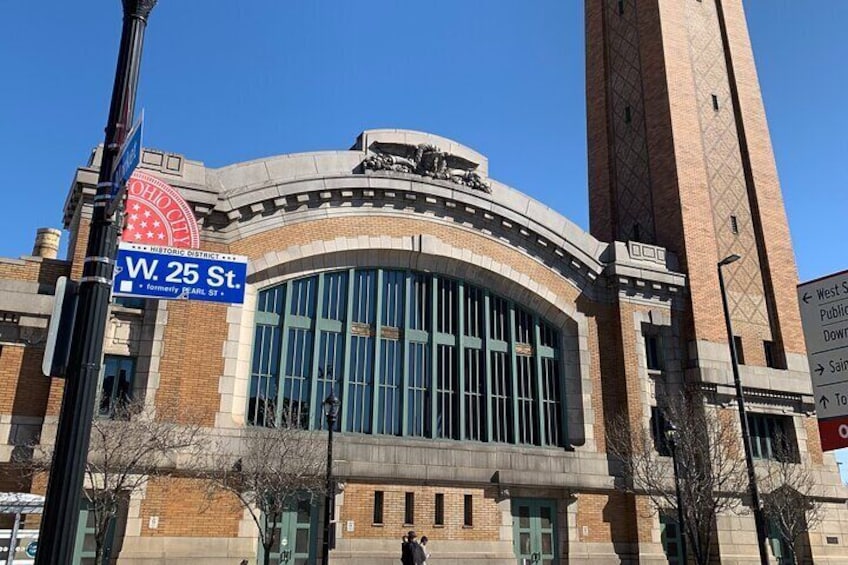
(32, 228, 61, 259)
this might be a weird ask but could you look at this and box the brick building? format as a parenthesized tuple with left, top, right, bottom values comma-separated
(1, 0, 847, 563)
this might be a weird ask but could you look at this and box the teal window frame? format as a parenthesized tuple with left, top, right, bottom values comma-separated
(248, 268, 566, 448)
(99, 355, 135, 418)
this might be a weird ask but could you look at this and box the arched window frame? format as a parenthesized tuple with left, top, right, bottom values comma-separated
(248, 268, 566, 447)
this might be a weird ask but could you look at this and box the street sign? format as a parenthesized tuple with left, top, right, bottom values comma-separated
(113, 242, 248, 304)
(798, 269, 848, 450)
(111, 112, 143, 198)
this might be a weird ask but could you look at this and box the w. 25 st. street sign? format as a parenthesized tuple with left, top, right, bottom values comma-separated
(113, 243, 248, 304)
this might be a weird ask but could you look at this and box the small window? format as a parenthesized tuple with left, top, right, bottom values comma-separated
(434, 493, 444, 526)
(712, 94, 719, 111)
(463, 495, 473, 527)
(645, 335, 662, 371)
(617, 0, 624, 15)
(373, 491, 384, 524)
(113, 296, 145, 309)
(650, 407, 672, 456)
(660, 512, 684, 564)
(632, 223, 641, 242)
(730, 215, 739, 234)
(100, 356, 135, 418)
(764, 341, 778, 368)
(733, 336, 745, 365)
(624, 106, 632, 124)
(404, 492, 415, 525)
(747, 413, 797, 461)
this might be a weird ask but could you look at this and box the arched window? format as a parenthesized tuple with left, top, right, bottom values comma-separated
(248, 269, 565, 447)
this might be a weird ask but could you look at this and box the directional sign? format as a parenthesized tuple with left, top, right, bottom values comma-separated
(113, 242, 247, 304)
(111, 112, 143, 198)
(798, 269, 848, 450)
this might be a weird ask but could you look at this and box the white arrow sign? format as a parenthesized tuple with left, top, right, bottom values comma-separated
(798, 269, 848, 420)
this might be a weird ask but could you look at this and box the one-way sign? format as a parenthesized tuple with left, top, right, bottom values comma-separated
(114, 243, 248, 304)
(798, 268, 848, 450)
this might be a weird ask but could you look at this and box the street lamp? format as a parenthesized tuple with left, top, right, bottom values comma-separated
(664, 420, 687, 565)
(717, 254, 770, 565)
(321, 387, 340, 565)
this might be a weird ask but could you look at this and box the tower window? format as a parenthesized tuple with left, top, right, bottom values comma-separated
(645, 335, 662, 371)
(632, 223, 641, 241)
(434, 493, 445, 526)
(733, 335, 745, 365)
(404, 492, 415, 525)
(764, 341, 778, 369)
(618, 0, 624, 15)
(373, 491, 384, 524)
(624, 106, 632, 124)
(712, 94, 720, 111)
(730, 215, 739, 234)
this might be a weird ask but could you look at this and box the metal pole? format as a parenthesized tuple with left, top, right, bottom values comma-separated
(669, 437, 687, 565)
(321, 403, 337, 565)
(718, 258, 770, 565)
(35, 2, 156, 563)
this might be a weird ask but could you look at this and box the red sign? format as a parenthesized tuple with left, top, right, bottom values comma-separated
(817, 416, 848, 451)
(122, 170, 200, 249)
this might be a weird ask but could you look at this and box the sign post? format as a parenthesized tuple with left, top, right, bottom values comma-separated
(798, 269, 848, 450)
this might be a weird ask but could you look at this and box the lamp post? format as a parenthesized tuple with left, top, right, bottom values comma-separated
(664, 420, 687, 565)
(321, 388, 340, 565)
(717, 254, 770, 565)
(35, 2, 156, 564)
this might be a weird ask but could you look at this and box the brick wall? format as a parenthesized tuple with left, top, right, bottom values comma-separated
(138, 477, 241, 538)
(0, 345, 51, 417)
(340, 482, 500, 542)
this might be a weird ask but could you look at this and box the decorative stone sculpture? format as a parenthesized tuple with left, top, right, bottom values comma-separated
(361, 141, 491, 193)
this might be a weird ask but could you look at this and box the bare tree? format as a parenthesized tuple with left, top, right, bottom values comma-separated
(203, 421, 326, 565)
(759, 441, 824, 564)
(607, 392, 749, 565)
(21, 399, 203, 564)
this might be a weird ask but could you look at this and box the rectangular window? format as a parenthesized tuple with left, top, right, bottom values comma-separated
(712, 94, 720, 111)
(463, 495, 473, 527)
(404, 492, 415, 525)
(373, 491, 384, 525)
(730, 214, 739, 234)
(645, 334, 662, 371)
(733, 335, 745, 365)
(617, 0, 624, 15)
(764, 341, 778, 369)
(747, 413, 797, 461)
(100, 356, 135, 418)
(660, 512, 684, 565)
(434, 493, 445, 526)
(624, 105, 632, 124)
(650, 406, 672, 456)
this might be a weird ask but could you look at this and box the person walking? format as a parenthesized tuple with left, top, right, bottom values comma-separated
(420, 536, 431, 563)
(401, 530, 427, 565)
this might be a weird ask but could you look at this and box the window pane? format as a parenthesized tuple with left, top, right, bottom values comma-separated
(100, 356, 135, 418)
(490, 351, 512, 443)
(346, 335, 374, 434)
(464, 285, 483, 338)
(290, 276, 317, 317)
(322, 271, 348, 321)
(381, 270, 405, 328)
(436, 278, 457, 334)
(434, 493, 444, 526)
(377, 339, 401, 435)
(489, 296, 508, 342)
(282, 328, 313, 427)
(373, 491, 384, 524)
(516, 354, 537, 445)
(435, 345, 457, 439)
(464, 348, 486, 441)
(407, 342, 430, 437)
(314, 331, 343, 430)
(540, 357, 562, 446)
(405, 492, 415, 524)
(409, 273, 430, 331)
(249, 325, 280, 426)
(352, 270, 376, 325)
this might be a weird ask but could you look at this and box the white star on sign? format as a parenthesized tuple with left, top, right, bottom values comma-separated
(140, 221, 147, 228)
(133, 203, 140, 211)
(131, 214, 138, 221)
(146, 231, 154, 238)
(143, 210, 151, 218)
(157, 232, 165, 240)
(153, 220, 160, 228)
(134, 232, 142, 239)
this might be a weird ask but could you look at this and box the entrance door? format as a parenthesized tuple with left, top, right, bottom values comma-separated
(512, 499, 557, 564)
(260, 499, 317, 565)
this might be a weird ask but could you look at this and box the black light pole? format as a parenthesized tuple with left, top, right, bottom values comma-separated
(35, 2, 156, 564)
(718, 254, 770, 565)
(665, 420, 687, 565)
(321, 388, 340, 565)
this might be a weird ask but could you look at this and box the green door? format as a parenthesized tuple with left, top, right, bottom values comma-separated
(512, 499, 557, 564)
(259, 499, 318, 565)
(660, 513, 684, 565)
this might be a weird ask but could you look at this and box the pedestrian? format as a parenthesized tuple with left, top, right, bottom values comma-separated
(401, 531, 416, 565)
(420, 535, 431, 563)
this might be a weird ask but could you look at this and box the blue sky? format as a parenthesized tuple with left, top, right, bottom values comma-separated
(1, 3, 847, 472)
